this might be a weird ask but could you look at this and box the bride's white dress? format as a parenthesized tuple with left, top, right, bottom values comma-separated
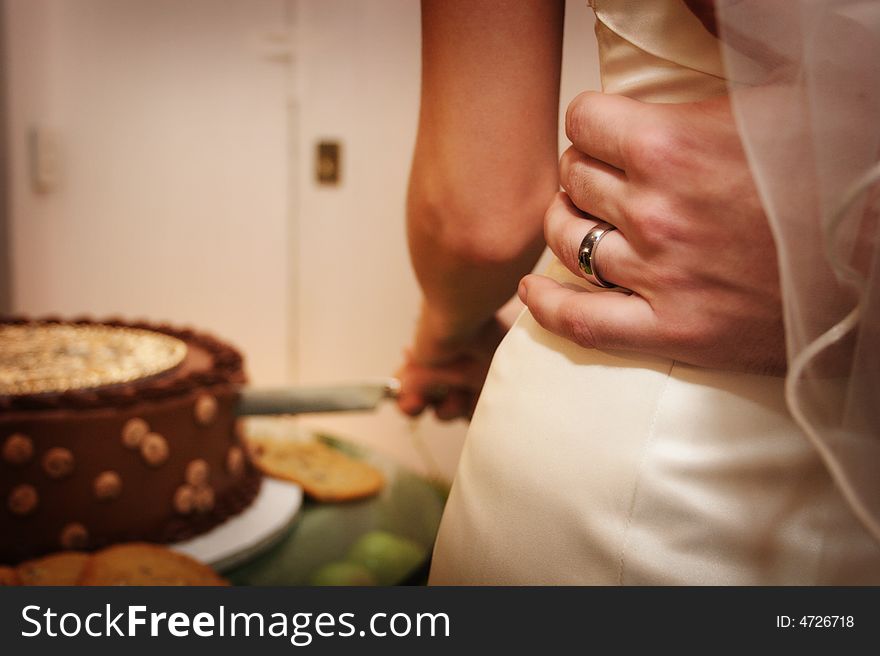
(428, 0, 880, 585)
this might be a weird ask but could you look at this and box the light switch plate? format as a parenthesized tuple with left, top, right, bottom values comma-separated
(315, 140, 341, 186)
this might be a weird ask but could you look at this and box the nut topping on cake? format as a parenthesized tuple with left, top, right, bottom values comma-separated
(194, 394, 218, 426)
(0, 323, 186, 395)
(2, 433, 34, 466)
(60, 523, 89, 550)
(8, 485, 38, 515)
(42, 448, 75, 479)
(121, 418, 149, 449)
(226, 446, 245, 477)
(173, 486, 195, 515)
(185, 459, 209, 486)
(140, 433, 169, 467)
(94, 471, 123, 501)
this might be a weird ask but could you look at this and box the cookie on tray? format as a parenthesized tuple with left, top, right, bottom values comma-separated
(78, 543, 228, 586)
(15, 552, 90, 586)
(246, 436, 384, 502)
(0, 566, 19, 586)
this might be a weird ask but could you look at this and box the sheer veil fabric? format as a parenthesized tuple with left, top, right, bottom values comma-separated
(716, 0, 880, 543)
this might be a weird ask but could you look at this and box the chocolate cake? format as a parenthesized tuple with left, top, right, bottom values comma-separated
(0, 317, 262, 565)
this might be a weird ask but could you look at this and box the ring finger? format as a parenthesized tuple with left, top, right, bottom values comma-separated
(544, 192, 643, 292)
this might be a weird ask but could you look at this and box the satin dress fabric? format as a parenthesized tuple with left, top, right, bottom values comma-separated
(428, 0, 880, 585)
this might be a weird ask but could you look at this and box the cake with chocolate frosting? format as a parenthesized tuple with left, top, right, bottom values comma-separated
(0, 317, 262, 564)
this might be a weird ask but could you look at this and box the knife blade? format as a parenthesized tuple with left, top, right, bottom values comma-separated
(235, 378, 401, 416)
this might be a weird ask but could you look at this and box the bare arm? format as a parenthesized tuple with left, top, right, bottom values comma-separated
(407, 0, 565, 364)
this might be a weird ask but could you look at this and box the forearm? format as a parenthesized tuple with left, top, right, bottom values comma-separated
(409, 0, 565, 356)
(407, 162, 553, 350)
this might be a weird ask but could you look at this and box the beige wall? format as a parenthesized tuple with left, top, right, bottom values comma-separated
(3, 0, 599, 480)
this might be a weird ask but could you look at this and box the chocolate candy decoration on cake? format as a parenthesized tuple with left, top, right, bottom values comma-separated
(194, 394, 218, 426)
(7, 485, 38, 516)
(226, 446, 245, 477)
(185, 459, 209, 486)
(42, 447, 75, 479)
(121, 417, 149, 449)
(173, 482, 216, 515)
(93, 471, 123, 501)
(2, 433, 34, 466)
(140, 433, 169, 467)
(60, 523, 89, 550)
(194, 486, 215, 513)
(173, 485, 196, 515)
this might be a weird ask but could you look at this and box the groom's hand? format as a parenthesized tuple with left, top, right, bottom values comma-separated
(519, 92, 786, 374)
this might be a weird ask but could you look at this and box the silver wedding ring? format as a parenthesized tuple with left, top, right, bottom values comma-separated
(577, 221, 619, 289)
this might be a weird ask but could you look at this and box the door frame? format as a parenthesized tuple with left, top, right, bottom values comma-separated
(0, 2, 10, 313)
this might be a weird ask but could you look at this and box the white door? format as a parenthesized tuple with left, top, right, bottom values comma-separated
(5, 0, 293, 384)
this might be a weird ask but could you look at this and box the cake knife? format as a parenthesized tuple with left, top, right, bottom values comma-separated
(235, 378, 402, 416)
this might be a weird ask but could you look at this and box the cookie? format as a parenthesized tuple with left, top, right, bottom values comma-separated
(15, 552, 90, 586)
(78, 543, 228, 586)
(0, 566, 19, 586)
(246, 436, 384, 502)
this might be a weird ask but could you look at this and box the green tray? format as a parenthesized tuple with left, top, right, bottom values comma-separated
(226, 431, 448, 586)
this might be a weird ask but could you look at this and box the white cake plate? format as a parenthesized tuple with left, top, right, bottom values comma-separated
(170, 478, 303, 572)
